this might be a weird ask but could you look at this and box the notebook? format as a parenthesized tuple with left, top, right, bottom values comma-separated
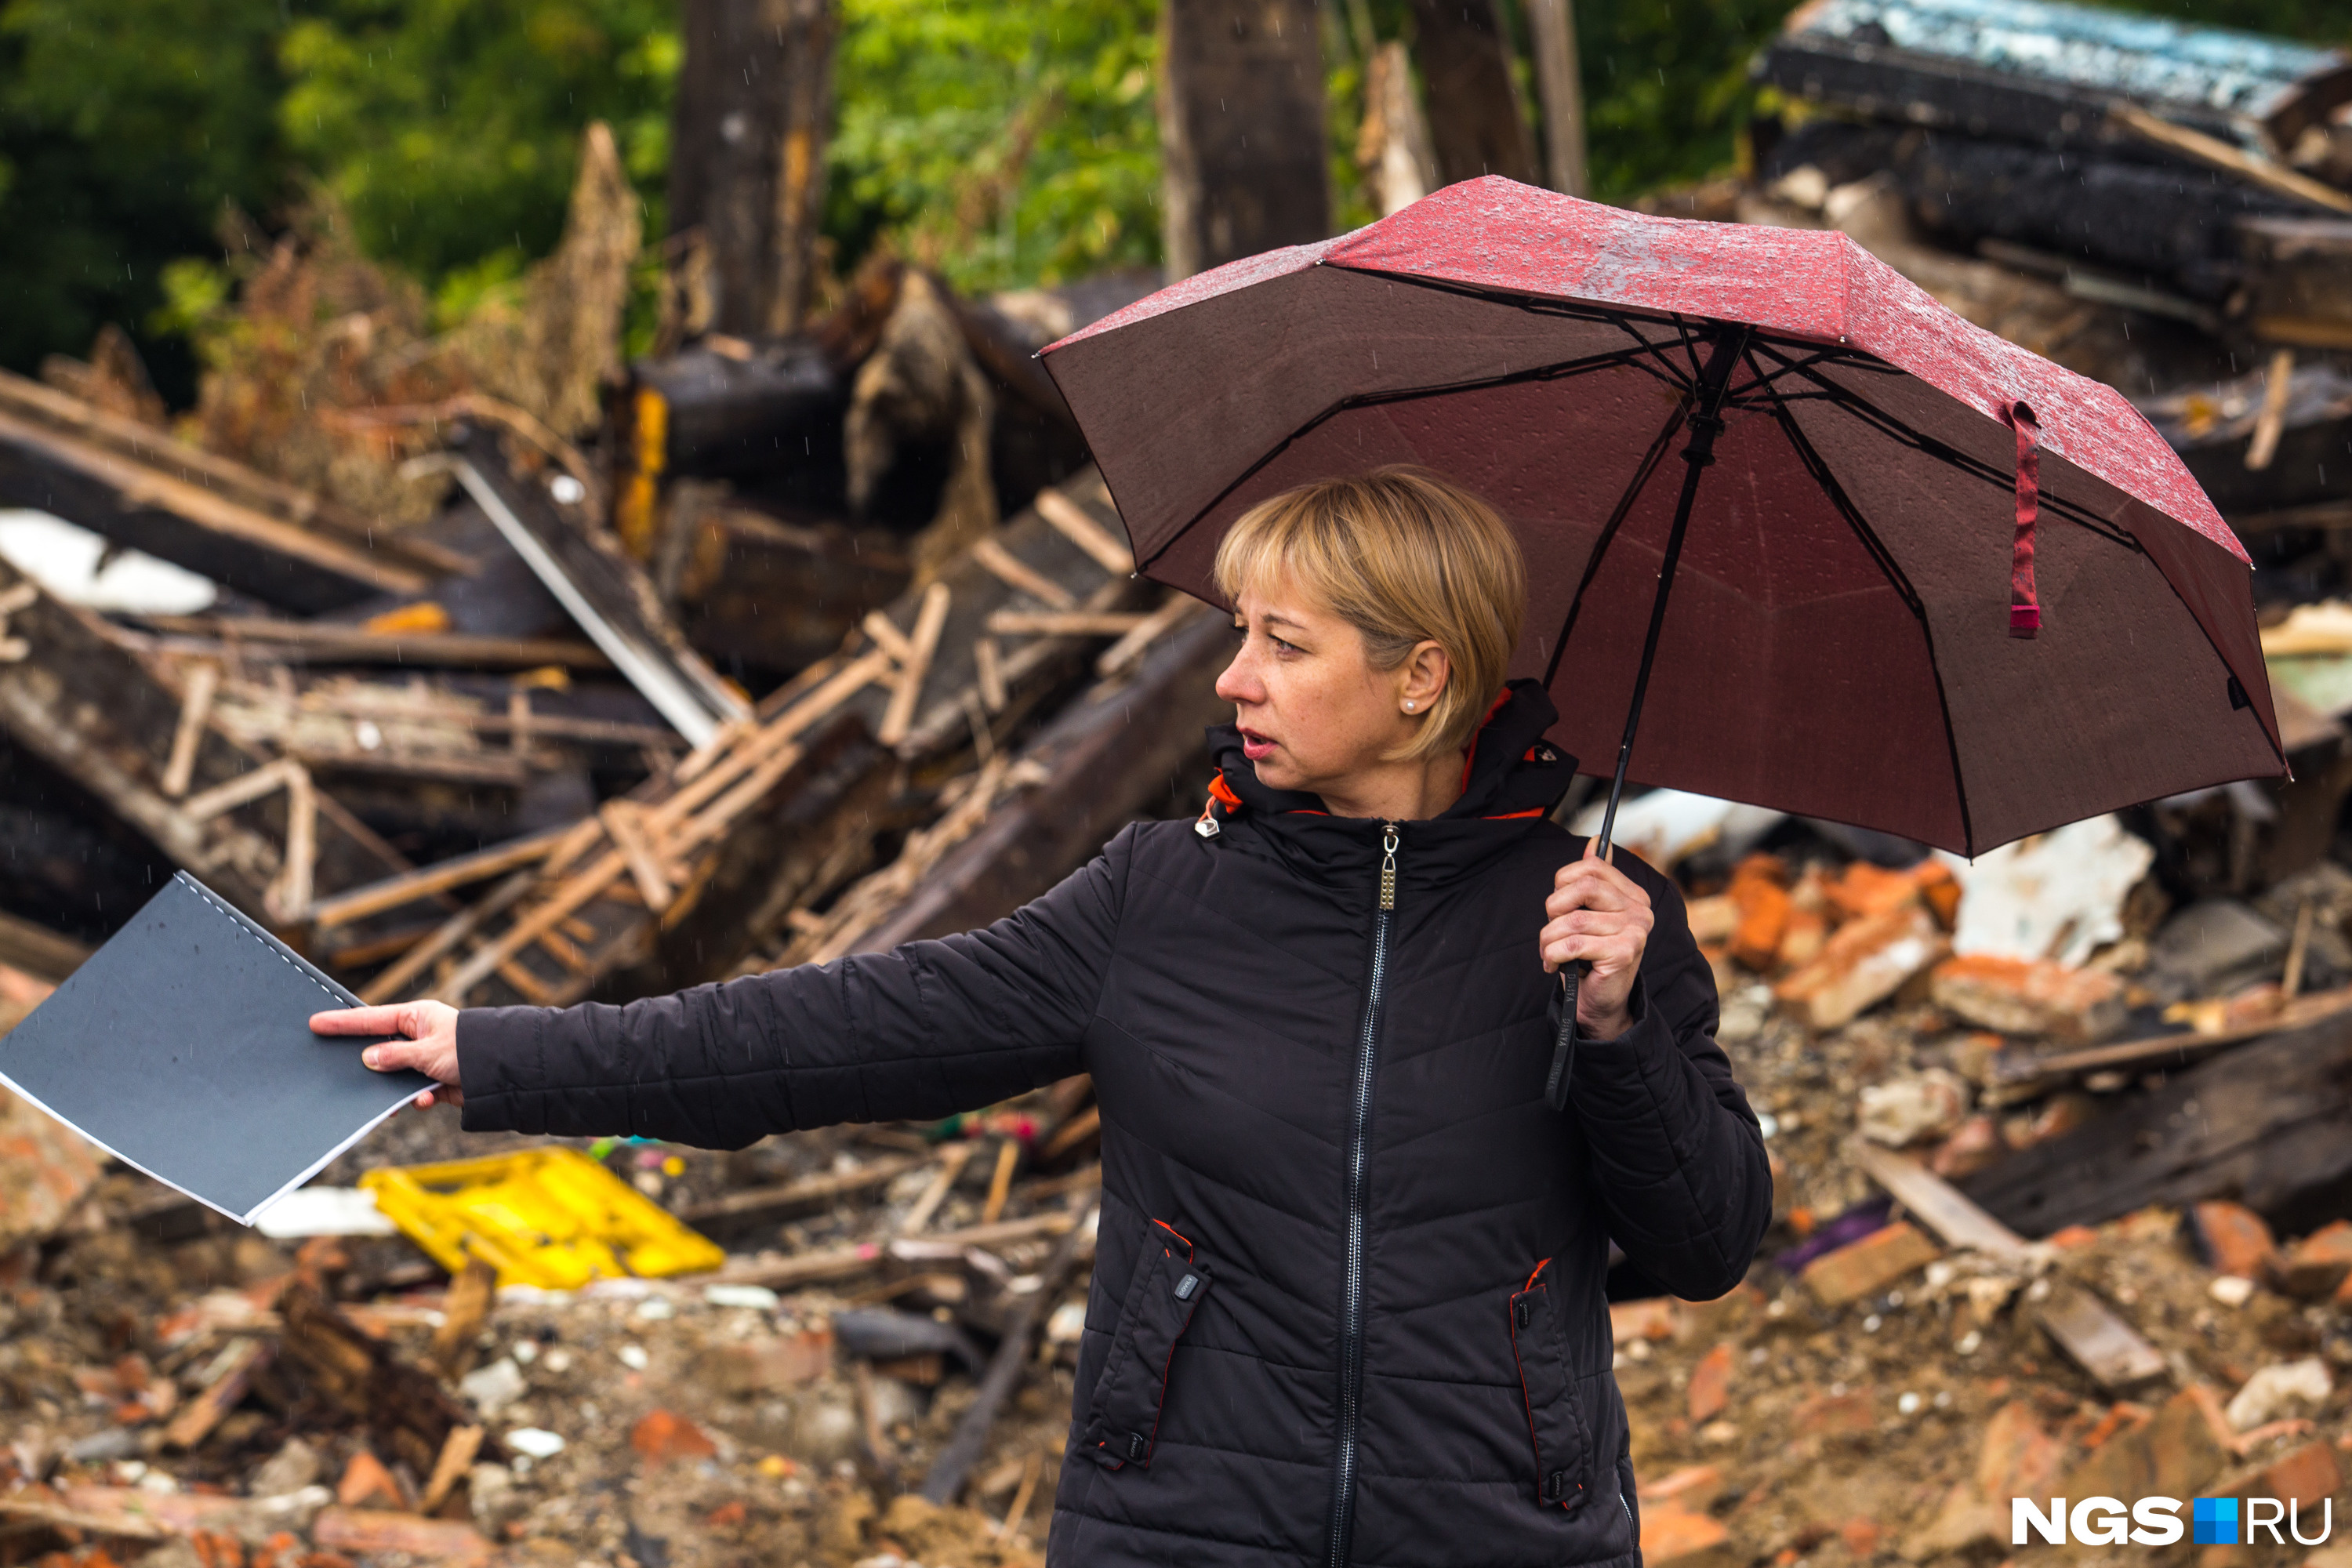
(0, 871, 434, 1224)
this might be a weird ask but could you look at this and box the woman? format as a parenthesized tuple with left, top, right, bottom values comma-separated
(317, 466, 1773, 1568)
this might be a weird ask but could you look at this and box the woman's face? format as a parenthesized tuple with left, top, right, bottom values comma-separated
(1214, 571, 1444, 798)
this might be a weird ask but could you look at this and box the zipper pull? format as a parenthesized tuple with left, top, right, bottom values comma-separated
(1379, 822, 1399, 911)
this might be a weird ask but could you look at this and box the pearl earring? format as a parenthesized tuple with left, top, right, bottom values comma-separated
(1403, 700, 1416, 711)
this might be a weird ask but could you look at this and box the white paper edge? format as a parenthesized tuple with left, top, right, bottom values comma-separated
(0, 1063, 423, 1228)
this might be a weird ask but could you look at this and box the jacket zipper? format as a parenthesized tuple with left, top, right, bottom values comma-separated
(1327, 822, 1398, 1568)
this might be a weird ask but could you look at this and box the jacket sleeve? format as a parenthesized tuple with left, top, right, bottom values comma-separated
(1552, 865, 1773, 1301)
(453, 826, 1132, 1149)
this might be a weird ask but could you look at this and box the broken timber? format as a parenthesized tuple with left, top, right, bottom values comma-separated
(1960, 1005, 2352, 1239)
(326, 474, 1147, 1007)
(0, 370, 448, 614)
(0, 558, 407, 924)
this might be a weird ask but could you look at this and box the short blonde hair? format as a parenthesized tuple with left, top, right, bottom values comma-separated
(1213, 466, 1526, 761)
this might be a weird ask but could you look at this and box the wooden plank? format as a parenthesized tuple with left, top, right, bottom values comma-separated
(679, 1153, 927, 1230)
(310, 826, 571, 931)
(1846, 1136, 2033, 1261)
(0, 405, 426, 612)
(1990, 985, 2352, 1085)
(2035, 1281, 2169, 1389)
(160, 661, 220, 798)
(1096, 593, 1201, 678)
(880, 583, 951, 746)
(986, 611, 1148, 637)
(600, 799, 675, 913)
(971, 535, 1076, 609)
(0, 908, 90, 982)
(2111, 104, 2352, 216)
(136, 615, 613, 670)
(1034, 488, 1134, 575)
(1961, 1007, 2352, 1239)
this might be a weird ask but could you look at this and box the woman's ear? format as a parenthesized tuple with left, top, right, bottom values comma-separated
(1397, 641, 1450, 714)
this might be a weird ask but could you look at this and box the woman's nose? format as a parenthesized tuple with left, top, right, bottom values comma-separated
(1214, 646, 1259, 703)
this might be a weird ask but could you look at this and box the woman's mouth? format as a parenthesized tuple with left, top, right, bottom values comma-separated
(1240, 728, 1276, 761)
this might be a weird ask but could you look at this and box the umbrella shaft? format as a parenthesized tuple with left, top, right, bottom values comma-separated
(1592, 330, 1748, 858)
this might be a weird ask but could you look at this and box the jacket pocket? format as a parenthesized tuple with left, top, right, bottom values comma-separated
(1509, 1258, 1593, 1512)
(1082, 1218, 1212, 1471)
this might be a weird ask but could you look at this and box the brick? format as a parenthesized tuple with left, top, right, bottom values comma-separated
(1915, 861, 1961, 928)
(1730, 875, 1791, 971)
(1685, 894, 1739, 947)
(1977, 1399, 2067, 1499)
(0, 1086, 102, 1251)
(1927, 953, 2125, 1045)
(1791, 1387, 1877, 1437)
(2258, 1440, 2342, 1508)
(1777, 908, 1828, 970)
(694, 1327, 834, 1394)
(1799, 1220, 1940, 1306)
(1929, 1115, 2008, 1179)
(1776, 906, 1948, 1029)
(1610, 1298, 1680, 1343)
(1688, 1342, 1734, 1424)
(1642, 1504, 1733, 1568)
(630, 1407, 717, 1467)
(2060, 1418, 2154, 1502)
(2189, 1202, 2278, 1283)
(1646, 1465, 1722, 1510)
(310, 1509, 492, 1566)
(1825, 861, 1921, 922)
(2276, 1218, 2352, 1299)
(1837, 1516, 1883, 1558)
(333, 1452, 406, 1512)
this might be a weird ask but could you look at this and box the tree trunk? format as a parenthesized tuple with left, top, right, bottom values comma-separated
(1159, 0, 1333, 281)
(1410, 0, 1541, 187)
(1525, 0, 1589, 198)
(1356, 42, 1439, 216)
(669, 0, 836, 337)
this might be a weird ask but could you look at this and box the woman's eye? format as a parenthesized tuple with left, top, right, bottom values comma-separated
(1272, 637, 1299, 655)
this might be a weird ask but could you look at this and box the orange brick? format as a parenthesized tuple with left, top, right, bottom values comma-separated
(2259, 1440, 2342, 1508)
(1826, 862, 1920, 922)
(1642, 1504, 1732, 1568)
(1685, 895, 1739, 947)
(1927, 953, 2124, 1045)
(1778, 909, 1828, 971)
(1647, 1465, 1722, 1509)
(1610, 1298, 1680, 1343)
(1791, 1387, 1877, 1437)
(2277, 1219, 2352, 1299)
(1799, 1220, 1940, 1306)
(1915, 861, 1961, 928)
(1838, 1517, 1883, 1558)
(631, 1407, 717, 1468)
(1688, 1342, 1734, 1424)
(2189, 1202, 2278, 1283)
(310, 1509, 492, 1567)
(1977, 1400, 2068, 1500)
(1776, 906, 1948, 1029)
(1730, 879, 1791, 971)
(334, 1451, 406, 1512)
(2047, 1224, 2099, 1249)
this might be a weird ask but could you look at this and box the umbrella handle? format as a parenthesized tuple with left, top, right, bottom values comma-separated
(1543, 961, 1584, 1112)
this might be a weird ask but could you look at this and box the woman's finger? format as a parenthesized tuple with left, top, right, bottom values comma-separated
(1550, 862, 1649, 914)
(310, 1004, 409, 1036)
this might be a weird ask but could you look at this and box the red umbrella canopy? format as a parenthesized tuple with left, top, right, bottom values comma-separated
(1040, 176, 2283, 856)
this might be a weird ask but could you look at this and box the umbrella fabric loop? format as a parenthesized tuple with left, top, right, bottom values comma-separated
(2005, 401, 2043, 639)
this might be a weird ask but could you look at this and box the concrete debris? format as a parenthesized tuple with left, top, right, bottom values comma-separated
(1938, 815, 2154, 969)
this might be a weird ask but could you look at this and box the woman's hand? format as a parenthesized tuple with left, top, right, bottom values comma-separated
(310, 1000, 463, 1109)
(1539, 838, 1653, 1037)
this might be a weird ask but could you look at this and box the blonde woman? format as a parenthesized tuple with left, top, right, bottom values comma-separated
(319, 466, 1772, 1568)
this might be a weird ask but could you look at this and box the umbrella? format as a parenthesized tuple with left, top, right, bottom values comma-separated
(1038, 176, 2285, 1103)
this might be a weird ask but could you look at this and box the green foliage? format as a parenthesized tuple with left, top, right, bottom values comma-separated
(0, 0, 290, 394)
(278, 0, 677, 309)
(826, 0, 1162, 292)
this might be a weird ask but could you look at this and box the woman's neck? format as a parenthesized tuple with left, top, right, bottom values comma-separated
(1316, 753, 1466, 822)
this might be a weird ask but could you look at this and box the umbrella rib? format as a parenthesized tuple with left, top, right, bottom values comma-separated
(1537, 397, 1693, 691)
(1748, 345, 2144, 554)
(1142, 341, 1672, 577)
(1756, 359, 1980, 857)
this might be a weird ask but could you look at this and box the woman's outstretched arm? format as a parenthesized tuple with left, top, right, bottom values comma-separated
(314, 826, 1133, 1149)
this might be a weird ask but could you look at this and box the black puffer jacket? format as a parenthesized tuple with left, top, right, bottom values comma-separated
(456, 681, 1773, 1568)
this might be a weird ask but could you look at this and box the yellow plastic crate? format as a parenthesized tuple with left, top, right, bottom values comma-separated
(359, 1147, 725, 1290)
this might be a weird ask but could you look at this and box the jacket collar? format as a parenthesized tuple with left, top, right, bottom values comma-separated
(1196, 681, 1578, 902)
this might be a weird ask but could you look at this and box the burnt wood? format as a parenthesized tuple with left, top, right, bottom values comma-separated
(1158, 0, 1332, 279)
(1958, 1007, 2352, 1239)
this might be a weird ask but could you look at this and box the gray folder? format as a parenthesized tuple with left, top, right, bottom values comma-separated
(0, 871, 433, 1224)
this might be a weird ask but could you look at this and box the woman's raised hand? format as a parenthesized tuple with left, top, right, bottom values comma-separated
(310, 1000, 463, 1109)
(1539, 837, 1653, 1038)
